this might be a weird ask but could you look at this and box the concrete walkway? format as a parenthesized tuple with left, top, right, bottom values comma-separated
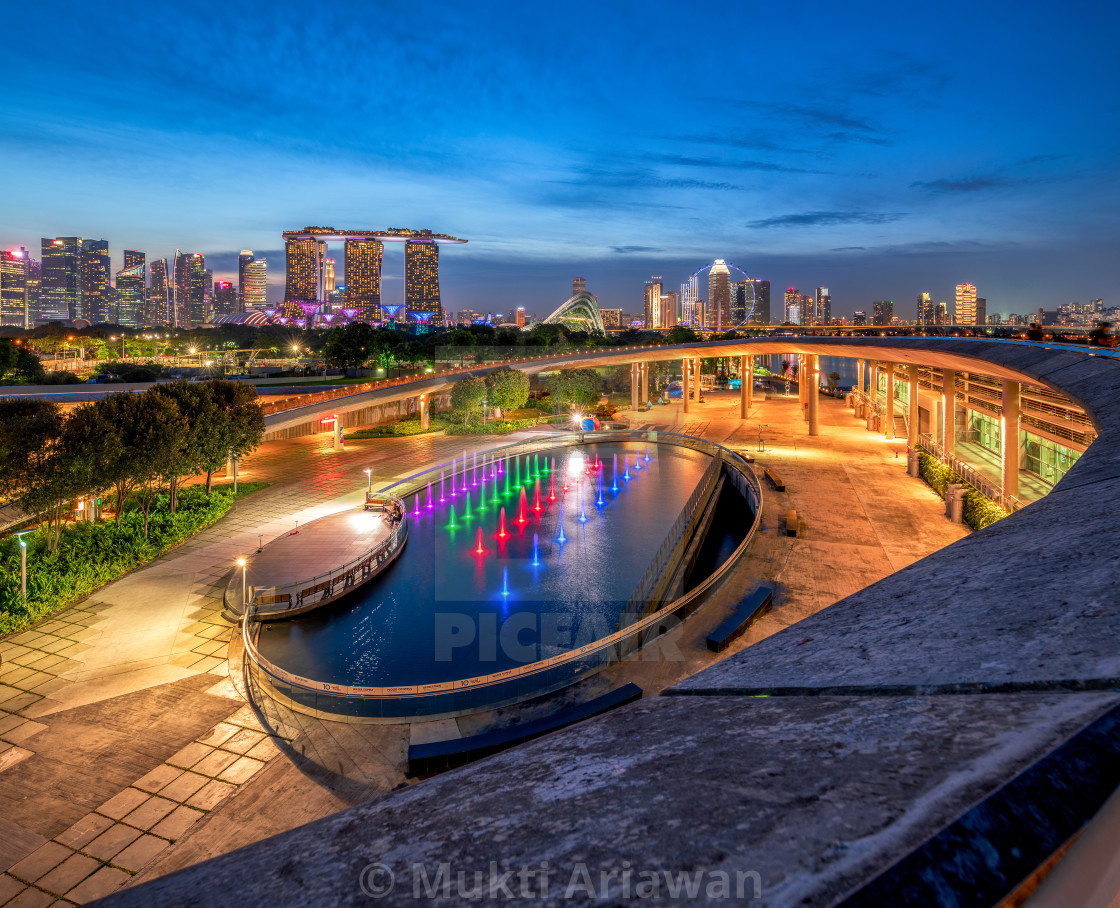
(0, 397, 973, 905)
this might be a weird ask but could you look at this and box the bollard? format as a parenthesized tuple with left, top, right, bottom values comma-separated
(907, 449, 921, 477)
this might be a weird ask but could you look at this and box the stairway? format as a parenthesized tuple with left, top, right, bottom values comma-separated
(894, 414, 908, 439)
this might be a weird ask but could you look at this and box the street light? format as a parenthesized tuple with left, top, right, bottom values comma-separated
(363, 468, 372, 493)
(15, 531, 31, 600)
(237, 557, 247, 608)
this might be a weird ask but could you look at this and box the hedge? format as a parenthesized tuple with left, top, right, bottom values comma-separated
(916, 450, 1006, 532)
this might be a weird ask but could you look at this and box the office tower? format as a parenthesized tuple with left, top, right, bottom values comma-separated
(955, 282, 978, 325)
(404, 239, 441, 324)
(214, 280, 237, 316)
(40, 237, 82, 322)
(325, 258, 336, 294)
(936, 301, 949, 325)
(660, 290, 678, 327)
(241, 255, 267, 311)
(975, 297, 987, 325)
(784, 287, 801, 324)
(0, 248, 29, 328)
(707, 260, 731, 331)
(852, 310, 867, 326)
(283, 237, 326, 315)
(173, 251, 206, 328)
(79, 239, 111, 323)
(749, 280, 770, 325)
(730, 280, 748, 326)
(25, 257, 40, 327)
(124, 250, 145, 272)
(238, 251, 254, 312)
(516, 306, 526, 328)
(329, 287, 344, 307)
(203, 269, 214, 321)
(643, 276, 663, 329)
(147, 259, 170, 326)
(917, 292, 934, 326)
(814, 287, 831, 326)
(573, 277, 586, 296)
(344, 239, 383, 323)
(115, 264, 145, 328)
(873, 300, 894, 326)
(600, 308, 622, 330)
(680, 274, 699, 326)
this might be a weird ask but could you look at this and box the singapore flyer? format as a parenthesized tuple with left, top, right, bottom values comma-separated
(679, 260, 758, 332)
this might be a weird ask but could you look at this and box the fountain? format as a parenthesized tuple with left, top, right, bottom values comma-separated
(477, 482, 487, 513)
(578, 489, 588, 523)
(497, 507, 509, 539)
(623, 456, 631, 481)
(463, 494, 472, 520)
(644, 446, 651, 463)
(556, 508, 567, 544)
(473, 452, 478, 485)
(447, 503, 457, 529)
(533, 454, 540, 479)
(547, 473, 556, 503)
(611, 455, 620, 492)
(413, 494, 421, 517)
(500, 565, 510, 597)
(633, 449, 642, 471)
(474, 527, 486, 556)
(533, 480, 543, 513)
(503, 472, 511, 498)
(514, 457, 521, 489)
(439, 471, 446, 503)
(531, 533, 541, 567)
(426, 481, 434, 509)
(596, 471, 605, 507)
(516, 489, 529, 526)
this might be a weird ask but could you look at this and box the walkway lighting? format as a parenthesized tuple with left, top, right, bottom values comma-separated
(237, 558, 247, 607)
(363, 468, 372, 492)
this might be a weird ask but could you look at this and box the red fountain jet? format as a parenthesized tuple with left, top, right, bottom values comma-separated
(548, 473, 556, 502)
(533, 480, 542, 513)
(474, 527, 486, 556)
(516, 489, 528, 525)
(497, 508, 509, 539)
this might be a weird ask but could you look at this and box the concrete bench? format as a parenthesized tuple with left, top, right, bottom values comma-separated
(705, 587, 775, 653)
(407, 683, 643, 774)
(764, 468, 786, 491)
(785, 509, 799, 538)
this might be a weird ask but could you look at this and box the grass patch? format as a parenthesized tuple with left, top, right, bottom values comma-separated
(0, 482, 268, 637)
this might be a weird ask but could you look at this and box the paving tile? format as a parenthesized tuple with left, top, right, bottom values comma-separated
(191, 640, 227, 658)
(219, 728, 266, 754)
(185, 779, 237, 811)
(150, 805, 206, 841)
(8, 842, 73, 884)
(36, 640, 72, 656)
(0, 875, 25, 904)
(1, 719, 48, 744)
(0, 666, 35, 686)
(35, 853, 98, 897)
(8, 652, 45, 668)
(206, 662, 230, 678)
(110, 835, 168, 873)
(82, 824, 141, 862)
(5, 886, 54, 908)
(0, 713, 25, 736)
(60, 627, 99, 643)
(187, 655, 223, 673)
(53, 814, 114, 850)
(64, 866, 131, 904)
(95, 788, 148, 822)
(6, 693, 44, 715)
(25, 653, 66, 672)
(217, 756, 266, 785)
(166, 741, 214, 770)
(190, 749, 239, 777)
(157, 771, 209, 803)
(226, 705, 268, 731)
(168, 651, 202, 668)
(195, 722, 239, 748)
(132, 763, 182, 794)
(121, 796, 177, 832)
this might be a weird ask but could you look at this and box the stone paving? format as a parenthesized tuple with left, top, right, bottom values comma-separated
(0, 395, 974, 904)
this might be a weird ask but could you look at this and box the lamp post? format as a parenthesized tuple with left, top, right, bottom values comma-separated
(363, 468, 372, 493)
(237, 558, 247, 608)
(18, 536, 27, 600)
(232, 455, 238, 494)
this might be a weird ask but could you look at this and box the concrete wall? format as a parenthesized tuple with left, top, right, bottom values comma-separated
(263, 392, 451, 441)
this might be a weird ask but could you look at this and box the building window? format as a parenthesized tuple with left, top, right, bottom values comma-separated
(1021, 431, 1080, 487)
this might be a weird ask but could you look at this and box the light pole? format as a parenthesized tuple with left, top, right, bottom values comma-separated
(363, 468, 372, 493)
(237, 558, 247, 608)
(232, 455, 238, 494)
(18, 536, 27, 600)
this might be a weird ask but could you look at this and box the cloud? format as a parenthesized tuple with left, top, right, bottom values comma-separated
(831, 246, 867, 252)
(1016, 153, 1069, 166)
(647, 153, 829, 175)
(910, 174, 1032, 193)
(748, 210, 903, 229)
(611, 245, 662, 254)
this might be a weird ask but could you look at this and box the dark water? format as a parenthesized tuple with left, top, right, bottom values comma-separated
(258, 442, 710, 687)
(761, 353, 859, 390)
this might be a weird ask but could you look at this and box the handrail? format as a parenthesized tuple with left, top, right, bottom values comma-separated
(240, 432, 764, 711)
(249, 495, 408, 615)
(916, 435, 1023, 512)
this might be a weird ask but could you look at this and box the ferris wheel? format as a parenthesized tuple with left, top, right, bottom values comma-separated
(680, 260, 758, 332)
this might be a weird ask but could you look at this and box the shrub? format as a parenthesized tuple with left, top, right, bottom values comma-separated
(917, 451, 961, 499)
(484, 366, 530, 413)
(962, 489, 1007, 531)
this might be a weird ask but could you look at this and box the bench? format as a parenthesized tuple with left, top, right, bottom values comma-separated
(407, 683, 643, 774)
(764, 468, 786, 491)
(253, 593, 291, 608)
(706, 587, 775, 653)
(785, 509, 799, 538)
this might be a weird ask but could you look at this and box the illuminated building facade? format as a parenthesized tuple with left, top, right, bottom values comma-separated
(814, 287, 831, 326)
(516, 306, 526, 328)
(344, 238, 383, 322)
(852, 310, 867, 326)
(115, 264, 145, 328)
(214, 280, 237, 317)
(573, 277, 586, 295)
(40, 237, 82, 322)
(405, 240, 441, 324)
(0, 248, 29, 328)
(873, 300, 894, 326)
(124, 250, 145, 272)
(240, 254, 267, 311)
(784, 287, 801, 325)
(707, 260, 731, 331)
(600, 308, 622, 330)
(283, 237, 326, 315)
(80, 239, 111, 324)
(173, 251, 207, 328)
(147, 258, 170, 326)
(749, 280, 771, 325)
(659, 290, 678, 328)
(956, 282, 978, 325)
(643, 276, 663, 329)
(325, 258, 336, 293)
(917, 292, 934, 326)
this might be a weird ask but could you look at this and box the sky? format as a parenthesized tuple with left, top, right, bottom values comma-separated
(2, 0, 1118, 321)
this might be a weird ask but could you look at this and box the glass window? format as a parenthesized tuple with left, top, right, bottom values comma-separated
(1021, 431, 1080, 487)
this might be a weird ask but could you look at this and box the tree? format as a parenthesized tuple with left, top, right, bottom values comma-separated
(0, 399, 74, 552)
(484, 366, 529, 416)
(322, 322, 376, 370)
(60, 402, 122, 517)
(204, 380, 265, 492)
(130, 392, 188, 538)
(828, 371, 841, 394)
(149, 382, 216, 511)
(450, 375, 486, 423)
(0, 339, 45, 384)
(546, 368, 601, 410)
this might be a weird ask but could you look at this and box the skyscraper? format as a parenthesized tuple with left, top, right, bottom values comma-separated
(707, 260, 731, 331)
(173, 251, 206, 328)
(572, 277, 586, 296)
(240, 254, 267, 312)
(955, 282, 978, 325)
(917, 292, 934, 326)
(975, 297, 987, 326)
(24, 256, 40, 327)
(124, 250, 145, 272)
(79, 239, 112, 324)
(214, 280, 237, 317)
(516, 306, 526, 328)
(0, 248, 29, 328)
(147, 259, 170, 326)
(784, 287, 801, 324)
(814, 287, 831, 326)
(680, 274, 699, 326)
(404, 240, 441, 324)
(936, 301, 949, 325)
(203, 268, 214, 321)
(40, 237, 82, 322)
(115, 264, 145, 328)
(238, 251, 254, 312)
(643, 276, 663, 329)
(660, 291, 678, 328)
(344, 239, 383, 323)
(283, 236, 326, 315)
(750, 280, 771, 325)
(873, 300, 894, 326)
(325, 258, 336, 293)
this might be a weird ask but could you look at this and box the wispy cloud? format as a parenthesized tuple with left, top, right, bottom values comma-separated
(611, 245, 661, 254)
(910, 174, 1032, 193)
(748, 210, 903, 229)
(647, 153, 829, 174)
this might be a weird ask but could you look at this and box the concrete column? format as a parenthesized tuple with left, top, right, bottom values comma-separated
(682, 359, 690, 414)
(856, 359, 864, 397)
(808, 354, 819, 436)
(799, 355, 809, 420)
(908, 365, 919, 450)
(943, 370, 956, 457)
(693, 359, 701, 401)
(640, 363, 648, 405)
(739, 355, 749, 419)
(871, 361, 879, 400)
(1001, 379, 1020, 501)
(746, 355, 754, 411)
(884, 362, 895, 439)
(630, 363, 639, 411)
(419, 396, 430, 430)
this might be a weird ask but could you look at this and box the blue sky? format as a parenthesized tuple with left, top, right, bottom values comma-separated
(2, 0, 1117, 319)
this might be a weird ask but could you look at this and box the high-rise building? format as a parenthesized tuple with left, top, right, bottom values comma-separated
(147, 259, 170, 326)
(660, 290, 678, 328)
(643, 276, 663, 329)
(238, 251, 254, 312)
(115, 264, 145, 328)
(749, 280, 771, 325)
(707, 260, 731, 331)
(344, 239, 383, 323)
(241, 255, 267, 311)
(936, 301, 949, 325)
(680, 274, 699, 327)
(79, 239, 111, 324)
(203, 268, 214, 321)
(40, 237, 82, 322)
(975, 297, 987, 326)
(600, 308, 622, 330)
(0, 248, 30, 328)
(917, 292, 934, 326)
(852, 310, 867, 326)
(573, 277, 586, 296)
(814, 287, 831, 326)
(214, 280, 237, 317)
(173, 251, 206, 328)
(516, 306, 526, 328)
(873, 300, 894, 326)
(24, 257, 40, 327)
(955, 282, 978, 325)
(404, 239, 442, 324)
(784, 287, 801, 325)
(283, 237, 327, 315)
(124, 250, 145, 272)
(325, 258, 336, 293)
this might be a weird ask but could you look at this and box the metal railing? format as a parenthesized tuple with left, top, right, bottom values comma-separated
(916, 435, 1023, 512)
(239, 432, 764, 720)
(248, 495, 408, 617)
